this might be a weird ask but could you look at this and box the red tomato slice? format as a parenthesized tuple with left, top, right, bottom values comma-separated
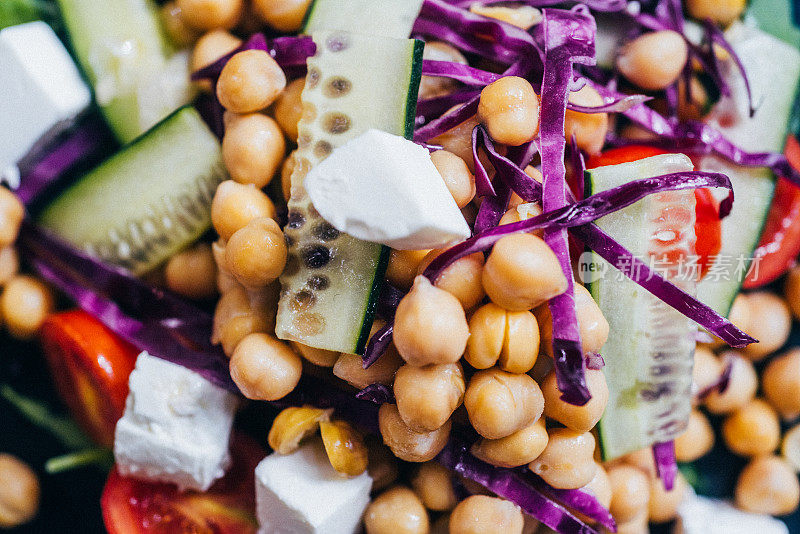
(40, 310, 138, 448)
(102, 433, 263, 534)
(743, 134, 800, 288)
(587, 145, 722, 280)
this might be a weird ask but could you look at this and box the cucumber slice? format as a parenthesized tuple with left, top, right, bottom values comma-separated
(0, 0, 45, 29)
(586, 154, 698, 461)
(56, 0, 193, 143)
(695, 23, 800, 315)
(37, 106, 226, 275)
(746, 0, 800, 49)
(303, 0, 424, 38)
(276, 31, 423, 354)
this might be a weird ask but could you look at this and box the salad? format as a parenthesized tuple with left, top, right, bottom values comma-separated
(1, 0, 800, 532)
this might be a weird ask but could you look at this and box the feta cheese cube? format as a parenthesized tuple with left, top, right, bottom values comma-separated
(0, 21, 91, 188)
(113, 351, 240, 491)
(255, 439, 372, 534)
(674, 491, 789, 534)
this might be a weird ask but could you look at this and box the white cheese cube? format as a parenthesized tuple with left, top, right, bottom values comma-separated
(0, 21, 91, 188)
(113, 351, 240, 491)
(304, 129, 471, 250)
(255, 439, 372, 534)
(674, 491, 789, 534)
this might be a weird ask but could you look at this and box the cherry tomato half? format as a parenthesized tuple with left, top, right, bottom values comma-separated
(587, 145, 722, 279)
(40, 310, 138, 448)
(102, 433, 263, 534)
(743, 134, 800, 288)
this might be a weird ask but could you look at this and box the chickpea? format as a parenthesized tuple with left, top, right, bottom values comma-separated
(192, 30, 241, 70)
(735, 455, 800, 516)
(280, 150, 296, 202)
(419, 42, 468, 99)
(292, 342, 339, 367)
(478, 77, 540, 146)
(252, 0, 312, 32)
(535, 284, 609, 358)
(704, 351, 757, 414)
(229, 333, 302, 400)
(225, 217, 286, 288)
(674, 409, 714, 462)
(722, 398, 780, 457)
(785, 265, 800, 319)
(686, 0, 745, 26)
(379, 404, 451, 462)
(565, 85, 609, 155)
(499, 202, 543, 234)
(393, 276, 469, 366)
(471, 417, 548, 468)
(212, 284, 274, 355)
(483, 233, 567, 311)
(465, 368, 543, 439)
(677, 76, 709, 121)
(0, 455, 39, 528)
(0, 188, 23, 248)
(211, 180, 276, 241)
(542, 368, 609, 432)
(763, 348, 800, 419)
(616, 31, 688, 90)
(606, 464, 650, 524)
(334, 347, 403, 389)
(395, 363, 465, 432)
(449, 495, 524, 534)
(431, 115, 481, 172)
(418, 250, 485, 312)
(177, 0, 242, 30)
(691, 345, 722, 398)
(529, 429, 597, 490)
(273, 77, 305, 142)
(160, 2, 200, 47)
(621, 447, 657, 478)
(465, 303, 539, 373)
(742, 291, 791, 360)
(367, 438, 399, 492)
(411, 462, 457, 512)
(223, 113, 285, 188)
(615, 513, 649, 534)
(648, 473, 687, 523)
(431, 150, 476, 209)
(0, 276, 54, 340)
(217, 50, 286, 114)
(469, 4, 541, 29)
(782, 423, 800, 472)
(581, 463, 612, 511)
(164, 242, 218, 300)
(387, 249, 431, 291)
(212, 239, 240, 294)
(0, 247, 19, 286)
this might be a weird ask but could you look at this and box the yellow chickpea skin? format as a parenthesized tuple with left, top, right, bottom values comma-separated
(387, 249, 431, 291)
(393, 276, 469, 366)
(499, 202, 544, 233)
(469, 4, 542, 29)
(333, 346, 403, 389)
(0, 188, 23, 248)
(735, 455, 800, 516)
(379, 404, 451, 463)
(0, 247, 19, 286)
(529, 429, 597, 490)
(465, 303, 540, 373)
(674, 409, 714, 462)
(478, 76, 540, 146)
(471, 417, 548, 468)
(483, 233, 567, 311)
(565, 85, 609, 155)
(191, 30, 242, 92)
(616, 30, 688, 90)
(229, 333, 302, 400)
(449, 495, 524, 534)
(272, 77, 305, 142)
(225, 217, 287, 288)
(704, 351, 758, 414)
(217, 50, 287, 114)
(394, 363, 465, 432)
(419, 41, 468, 99)
(223, 113, 286, 188)
(763, 348, 800, 419)
(722, 398, 781, 457)
(606, 464, 651, 524)
(411, 462, 458, 512)
(160, 2, 200, 47)
(211, 180, 276, 241)
(177, 0, 241, 30)
(212, 283, 275, 355)
(0, 455, 40, 529)
(431, 150, 476, 209)
(212, 239, 240, 294)
(431, 115, 481, 172)
(536, 283, 609, 357)
(691, 345, 722, 399)
(417, 250, 485, 312)
(164, 242, 218, 300)
(465, 368, 544, 439)
(686, 0, 746, 26)
(252, 0, 312, 32)
(542, 368, 609, 432)
(649, 473, 687, 523)
(0, 275, 54, 340)
(742, 291, 791, 361)
(292, 342, 339, 368)
(781, 423, 800, 472)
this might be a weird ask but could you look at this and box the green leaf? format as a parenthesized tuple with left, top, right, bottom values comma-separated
(45, 448, 113, 474)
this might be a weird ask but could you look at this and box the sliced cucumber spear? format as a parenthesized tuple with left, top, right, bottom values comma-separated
(303, 0, 424, 38)
(275, 32, 423, 354)
(586, 154, 698, 461)
(55, 0, 193, 143)
(37, 106, 226, 275)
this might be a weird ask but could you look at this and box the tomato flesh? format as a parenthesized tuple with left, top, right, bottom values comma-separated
(40, 310, 138, 447)
(102, 434, 263, 534)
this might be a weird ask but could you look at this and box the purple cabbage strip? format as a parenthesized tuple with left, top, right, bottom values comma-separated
(652, 441, 678, 491)
(191, 34, 315, 81)
(416, 89, 480, 126)
(362, 322, 395, 369)
(355, 383, 395, 404)
(474, 178, 513, 234)
(414, 94, 480, 142)
(472, 126, 497, 197)
(476, 125, 542, 201)
(20, 223, 238, 393)
(530, 474, 616, 531)
(701, 18, 754, 117)
(413, 17, 521, 64)
(421, 59, 502, 86)
(566, 92, 652, 114)
(539, 7, 596, 406)
(447, 0, 627, 12)
(376, 283, 405, 322)
(585, 353, 605, 370)
(697, 359, 733, 399)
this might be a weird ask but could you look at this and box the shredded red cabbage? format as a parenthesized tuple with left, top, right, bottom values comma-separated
(697, 359, 733, 399)
(416, 89, 480, 126)
(585, 353, 605, 370)
(446, 0, 626, 12)
(362, 323, 395, 369)
(191, 34, 315, 81)
(566, 92, 652, 114)
(355, 384, 395, 404)
(530, 474, 616, 531)
(421, 59, 502, 86)
(652, 440, 678, 491)
(414, 94, 480, 142)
